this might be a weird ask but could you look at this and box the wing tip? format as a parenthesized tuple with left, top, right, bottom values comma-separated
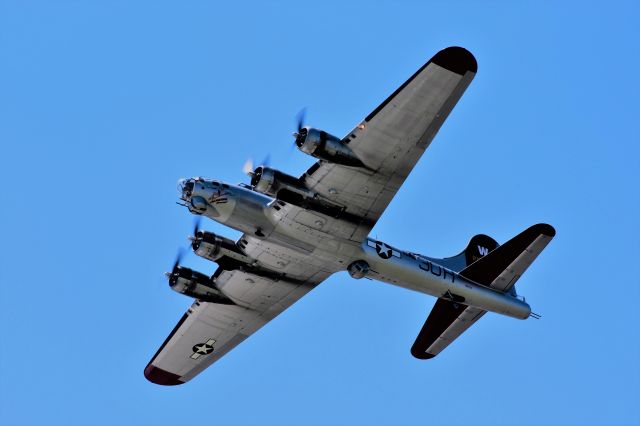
(410, 346, 436, 360)
(533, 223, 556, 238)
(144, 364, 185, 386)
(431, 46, 478, 75)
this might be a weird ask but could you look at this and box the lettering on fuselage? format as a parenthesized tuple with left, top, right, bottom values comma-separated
(419, 260, 455, 283)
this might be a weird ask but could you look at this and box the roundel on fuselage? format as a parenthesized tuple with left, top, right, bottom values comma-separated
(375, 241, 393, 259)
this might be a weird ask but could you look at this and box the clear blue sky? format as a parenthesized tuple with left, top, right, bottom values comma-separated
(1, 1, 638, 425)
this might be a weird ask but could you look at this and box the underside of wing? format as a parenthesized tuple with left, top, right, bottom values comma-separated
(145, 300, 265, 385)
(145, 235, 332, 385)
(301, 47, 478, 242)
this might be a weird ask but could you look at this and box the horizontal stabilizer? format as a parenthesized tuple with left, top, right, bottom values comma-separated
(411, 299, 486, 359)
(411, 223, 555, 360)
(459, 223, 556, 291)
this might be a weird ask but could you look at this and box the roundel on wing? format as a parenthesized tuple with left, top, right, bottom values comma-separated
(375, 241, 393, 259)
(192, 342, 215, 355)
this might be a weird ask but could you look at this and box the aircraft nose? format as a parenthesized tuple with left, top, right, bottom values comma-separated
(177, 178, 194, 199)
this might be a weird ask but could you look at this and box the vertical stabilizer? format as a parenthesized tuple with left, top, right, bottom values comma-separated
(434, 234, 499, 272)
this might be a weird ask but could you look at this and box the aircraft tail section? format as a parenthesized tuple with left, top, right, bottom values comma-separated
(459, 223, 556, 291)
(435, 234, 499, 272)
(411, 223, 555, 360)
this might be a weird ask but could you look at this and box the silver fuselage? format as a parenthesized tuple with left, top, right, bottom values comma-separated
(182, 179, 530, 320)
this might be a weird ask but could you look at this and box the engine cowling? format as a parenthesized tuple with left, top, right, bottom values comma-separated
(250, 166, 316, 199)
(167, 265, 234, 304)
(249, 165, 348, 217)
(191, 230, 255, 266)
(295, 127, 364, 167)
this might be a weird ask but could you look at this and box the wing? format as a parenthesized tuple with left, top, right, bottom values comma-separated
(411, 299, 486, 359)
(301, 47, 477, 242)
(145, 236, 332, 385)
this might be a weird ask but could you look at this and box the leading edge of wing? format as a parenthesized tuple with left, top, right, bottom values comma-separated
(144, 312, 190, 385)
(364, 46, 477, 122)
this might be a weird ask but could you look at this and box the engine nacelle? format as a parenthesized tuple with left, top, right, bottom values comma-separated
(191, 230, 255, 266)
(250, 166, 316, 199)
(167, 266, 233, 304)
(295, 127, 364, 167)
(250, 166, 348, 218)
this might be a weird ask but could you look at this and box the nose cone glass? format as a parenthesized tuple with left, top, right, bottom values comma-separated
(177, 178, 186, 193)
(177, 178, 194, 199)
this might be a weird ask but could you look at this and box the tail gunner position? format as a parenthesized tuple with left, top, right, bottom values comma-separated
(145, 47, 555, 385)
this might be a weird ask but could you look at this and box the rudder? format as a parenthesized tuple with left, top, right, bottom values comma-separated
(464, 234, 500, 266)
(436, 234, 499, 272)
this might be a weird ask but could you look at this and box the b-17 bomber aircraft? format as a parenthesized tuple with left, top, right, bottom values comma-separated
(144, 46, 555, 385)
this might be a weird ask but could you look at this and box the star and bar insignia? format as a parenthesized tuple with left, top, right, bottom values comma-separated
(190, 339, 216, 359)
(367, 240, 400, 260)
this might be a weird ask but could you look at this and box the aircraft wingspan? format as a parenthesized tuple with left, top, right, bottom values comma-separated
(145, 266, 329, 385)
(411, 299, 486, 359)
(301, 47, 477, 242)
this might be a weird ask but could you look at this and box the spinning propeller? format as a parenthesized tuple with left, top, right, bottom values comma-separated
(295, 107, 307, 134)
(171, 247, 185, 272)
(292, 107, 308, 148)
(192, 215, 201, 238)
(242, 108, 308, 177)
(242, 154, 271, 177)
(168, 216, 202, 274)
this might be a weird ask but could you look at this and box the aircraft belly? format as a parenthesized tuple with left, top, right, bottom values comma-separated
(224, 198, 274, 236)
(263, 201, 363, 268)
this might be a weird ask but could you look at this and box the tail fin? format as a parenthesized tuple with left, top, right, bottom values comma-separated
(463, 234, 500, 266)
(435, 234, 500, 272)
(459, 223, 556, 291)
